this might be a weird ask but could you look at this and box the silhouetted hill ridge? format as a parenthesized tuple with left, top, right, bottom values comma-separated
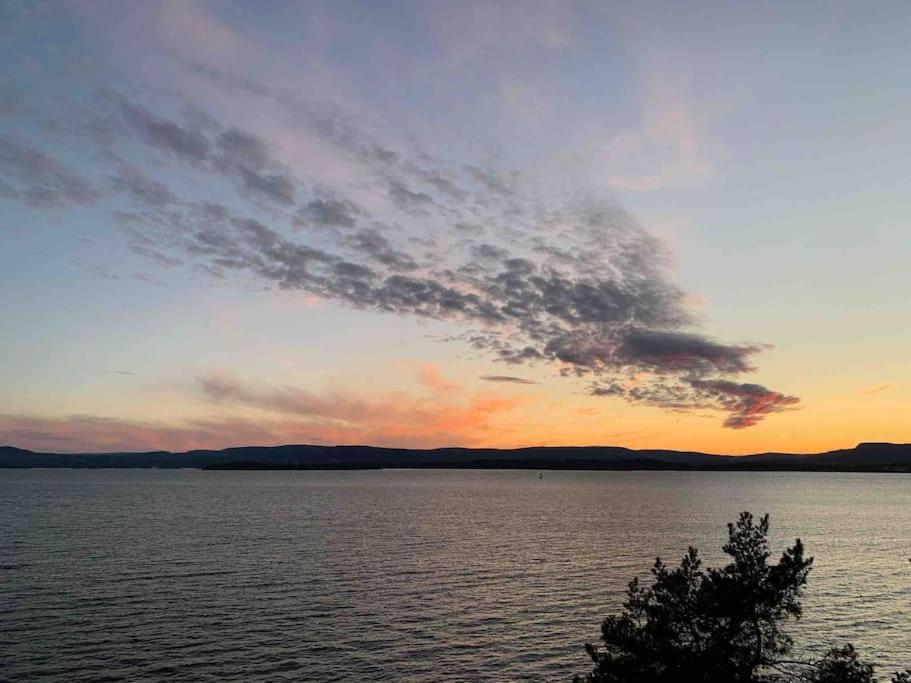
(1, 442, 909, 471)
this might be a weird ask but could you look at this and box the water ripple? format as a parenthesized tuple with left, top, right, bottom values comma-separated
(1, 469, 908, 681)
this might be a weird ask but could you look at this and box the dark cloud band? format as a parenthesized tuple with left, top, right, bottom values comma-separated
(480, 375, 538, 384)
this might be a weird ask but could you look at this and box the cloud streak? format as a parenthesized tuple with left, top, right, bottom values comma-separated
(0, 367, 532, 452)
(858, 383, 891, 396)
(480, 375, 538, 385)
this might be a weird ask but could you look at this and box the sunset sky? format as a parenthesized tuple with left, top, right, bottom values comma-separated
(1, 1, 909, 454)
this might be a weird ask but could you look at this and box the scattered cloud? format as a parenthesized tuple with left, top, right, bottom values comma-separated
(119, 98, 296, 205)
(0, 49, 793, 430)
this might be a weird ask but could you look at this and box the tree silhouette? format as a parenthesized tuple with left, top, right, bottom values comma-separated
(576, 512, 909, 682)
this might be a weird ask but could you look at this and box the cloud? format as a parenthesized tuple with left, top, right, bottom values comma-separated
(120, 98, 296, 205)
(105, 96, 792, 428)
(858, 383, 892, 396)
(193, 369, 524, 447)
(234, 166, 295, 205)
(480, 375, 537, 385)
(215, 128, 295, 204)
(0, 362, 538, 453)
(198, 373, 389, 422)
(159, 0, 258, 68)
(0, 395, 528, 452)
(110, 162, 177, 206)
(591, 377, 799, 429)
(417, 364, 462, 394)
(2, 79, 795, 429)
(216, 128, 271, 170)
(466, 166, 519, 197)
(122, 101, 211, 163)
(686, 379, 800, 429)
(196, 368, 527, 433)
(0, 137, 100, 207)
(347, 229, 418, 272)
(615, 329, 763, 375)
(601, 70, 713, 192)
(387, 179, 434, 213)
(299, 197, 362, 228)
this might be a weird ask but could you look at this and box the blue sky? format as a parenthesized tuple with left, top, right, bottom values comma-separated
(1, 0, 909, 453)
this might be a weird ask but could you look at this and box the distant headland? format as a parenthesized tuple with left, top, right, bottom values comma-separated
(1, 442, 909, 472)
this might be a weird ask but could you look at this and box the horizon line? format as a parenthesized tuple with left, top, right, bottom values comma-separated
(3, 440, 904, 459)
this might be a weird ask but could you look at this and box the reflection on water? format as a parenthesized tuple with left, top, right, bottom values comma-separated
(1, 469, 908, 680)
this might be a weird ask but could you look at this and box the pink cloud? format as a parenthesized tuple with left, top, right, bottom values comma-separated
(0, 364, 534, 452)
(417, 364, 462, 395)
(0, 367, 534, 453)
(602, 70, 713, 192)
(0, 392, 528, 453)
(158, 0, 260, 73)
(195, 370, 529, 441)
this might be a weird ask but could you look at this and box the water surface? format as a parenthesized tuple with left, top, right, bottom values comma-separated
(1, 469, 908, 680)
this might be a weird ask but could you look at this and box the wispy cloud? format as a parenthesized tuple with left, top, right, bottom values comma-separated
(859, 383, 892, 396)
(0, 367, 534, 453)
(417, 364, 462, 395)
(602, 70, 713, 192)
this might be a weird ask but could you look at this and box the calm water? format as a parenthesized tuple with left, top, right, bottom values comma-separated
(1, 469, 908, 681)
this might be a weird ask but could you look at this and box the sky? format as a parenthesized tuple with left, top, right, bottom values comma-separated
(1, 0, 909, 455)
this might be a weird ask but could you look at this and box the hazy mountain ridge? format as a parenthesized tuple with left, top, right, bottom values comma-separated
(1, 442, 909, 471)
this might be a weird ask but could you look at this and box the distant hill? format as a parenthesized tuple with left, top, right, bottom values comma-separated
(1, 442, 909, 472)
